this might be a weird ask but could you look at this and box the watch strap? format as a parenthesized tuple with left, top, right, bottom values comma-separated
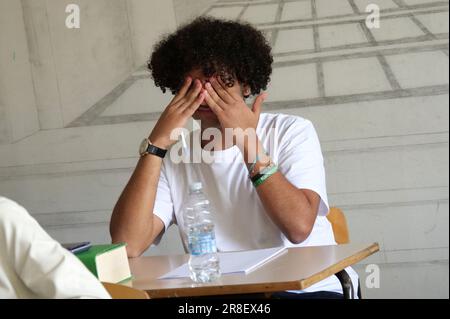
(144, 142, 167, 158)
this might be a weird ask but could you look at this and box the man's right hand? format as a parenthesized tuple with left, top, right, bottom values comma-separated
(149, 77, 205, 149)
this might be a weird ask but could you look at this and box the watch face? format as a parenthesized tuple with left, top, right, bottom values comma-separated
(139, 138, 148, 155)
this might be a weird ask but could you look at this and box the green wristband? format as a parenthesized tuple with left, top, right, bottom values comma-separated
(253, 165, 278, 187)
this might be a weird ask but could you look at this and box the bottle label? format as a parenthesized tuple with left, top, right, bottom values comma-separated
(188, 232, 217, 256)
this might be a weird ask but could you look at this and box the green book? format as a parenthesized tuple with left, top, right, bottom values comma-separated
(76, 243, 132, 284)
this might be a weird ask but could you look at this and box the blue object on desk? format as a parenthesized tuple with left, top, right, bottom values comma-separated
(62, 242, 92, 254)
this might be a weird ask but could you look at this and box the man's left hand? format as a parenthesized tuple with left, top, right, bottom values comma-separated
(203, 77, 267, 134)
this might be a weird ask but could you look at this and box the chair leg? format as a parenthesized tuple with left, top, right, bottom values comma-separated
(357, 279, 362, 299)
(335, 269, 354, 299)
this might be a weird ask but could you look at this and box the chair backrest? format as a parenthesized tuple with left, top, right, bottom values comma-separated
(326, 207, 350, 244)
(102, 282, 149, 299)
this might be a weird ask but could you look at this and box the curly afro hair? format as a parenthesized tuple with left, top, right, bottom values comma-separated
(148, 17, 273, 96)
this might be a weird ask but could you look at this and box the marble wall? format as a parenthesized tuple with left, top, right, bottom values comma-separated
(0, 0, 40, 143)
(0, 0, 448, 298)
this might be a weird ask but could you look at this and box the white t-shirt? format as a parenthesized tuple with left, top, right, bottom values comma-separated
(0, 197, 111, 299)
(154, 113, 358, 294)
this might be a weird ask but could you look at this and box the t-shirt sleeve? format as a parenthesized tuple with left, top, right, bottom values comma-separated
(0, 198, 111, 299)
(153, 161, 175, 235)
(276, 119, 330, 216)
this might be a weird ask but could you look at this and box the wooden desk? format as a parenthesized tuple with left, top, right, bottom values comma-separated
(129, 242, 379, 298)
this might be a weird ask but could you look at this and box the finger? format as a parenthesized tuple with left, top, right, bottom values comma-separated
(204, 90, 224, 114)
(217, 75, 241, 100)
(184, 91, 206, 116)
(172, 77, 192, 104)
(209, 77, 234, 103)
(179, 79, 202, 108)
(205, 82, 226, 108)
(252, 92, 267, 118)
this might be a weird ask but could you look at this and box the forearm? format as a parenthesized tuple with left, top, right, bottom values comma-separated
(255, 173, 317, 244)
(110, 154, 162, 255)
(241, 138, 318, 244)
(110, 77, 205, 255)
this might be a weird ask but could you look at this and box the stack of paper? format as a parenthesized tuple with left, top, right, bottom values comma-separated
(159, 246, 287, 280)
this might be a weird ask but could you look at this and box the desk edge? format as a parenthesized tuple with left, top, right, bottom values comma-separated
(143, 242, 380, 298)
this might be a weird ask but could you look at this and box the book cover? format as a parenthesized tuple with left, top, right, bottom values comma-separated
(75, 243, 132, 283)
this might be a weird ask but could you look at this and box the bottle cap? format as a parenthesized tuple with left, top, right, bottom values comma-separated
(189, 182, 203, 192)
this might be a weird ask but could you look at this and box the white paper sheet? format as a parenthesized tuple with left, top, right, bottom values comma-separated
(159, 246, 287, 280)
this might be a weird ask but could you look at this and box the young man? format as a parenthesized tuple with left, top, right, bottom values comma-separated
(0, 197, 111, 299)
(110, 17, 358, 297)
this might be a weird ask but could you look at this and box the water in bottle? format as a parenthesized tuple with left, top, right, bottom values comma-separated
(184, 182, 221, 283)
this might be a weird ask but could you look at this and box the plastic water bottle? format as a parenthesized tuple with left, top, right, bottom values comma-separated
(184, 182, 221, 283)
